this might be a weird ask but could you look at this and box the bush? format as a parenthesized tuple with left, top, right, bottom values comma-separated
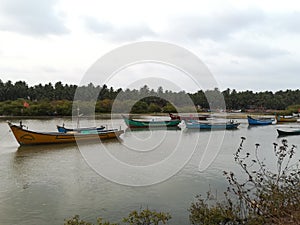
(189, 138, 300, 225)
(64, 209, 171, 225)
(162, 103, 176, 113)
(148, 103, 161, 113)
(130, 101, 149, 114)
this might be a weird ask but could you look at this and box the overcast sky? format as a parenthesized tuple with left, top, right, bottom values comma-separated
(0, 0, 300, 92)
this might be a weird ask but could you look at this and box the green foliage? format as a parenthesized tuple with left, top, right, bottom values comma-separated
(189, 138, 300, 225)
(0, 100, 24, 116)
(162, 103, 176, 113)
(130, 101, 149, 114)
(122, 209, 171, 225)
(64, 209, 171, 225)
(142, 96, 167, 107)
(52, 100, 72, 115)
(29, 101, 54, 116)
(64, 215, 93, 225)
(110, 100, 135, 113)
(1, 79, 300, 110)
(96, 99, 113, 113)
(284, 104, 300, 115)
(226, 138, 300, 224)
(1, 80, 300, 115)
(148, 103, 161, 113)
(189, 192, 241, 225)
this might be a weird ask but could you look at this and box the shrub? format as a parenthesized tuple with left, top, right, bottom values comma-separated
(189, 138, 300, 225)
(64, 209, 171, 225)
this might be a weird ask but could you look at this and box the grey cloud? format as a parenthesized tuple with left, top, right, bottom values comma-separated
(167, 8, 265, 41)
(84, 17, 112, 33)
(83, 17, 155, 41)
(214, 55, 300, 91)
(245, 11, 300, 37)
(269, 11, 300, 34)
(0, 0, 69, 35)
(165, 8, 295, 60)
(167, 9, 300, 42)
(108, 25, 155, 42)
(224, 41, 290, 59)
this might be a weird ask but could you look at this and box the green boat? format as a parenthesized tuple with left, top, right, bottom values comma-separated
(122, 115, 181, 128)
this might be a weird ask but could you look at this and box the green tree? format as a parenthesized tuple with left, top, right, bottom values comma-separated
(148, 103, 161, 113)
(130, 101, 148, 113)
(96, 99, 113, 113)
(162, 103, 176, 113)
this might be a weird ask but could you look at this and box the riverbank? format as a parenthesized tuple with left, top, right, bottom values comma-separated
(0, 112, 281, 120)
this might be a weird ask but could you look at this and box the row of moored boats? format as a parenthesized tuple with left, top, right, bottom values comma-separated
(247, 115, 300, 136)
(7, 113, 300, 146)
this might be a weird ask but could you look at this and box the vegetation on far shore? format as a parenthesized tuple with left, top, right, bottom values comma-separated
(0, 80, 300, 116)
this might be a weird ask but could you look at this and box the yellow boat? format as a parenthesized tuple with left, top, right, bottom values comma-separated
(8, 122, 124, 146)
(276, 115, 298, 123)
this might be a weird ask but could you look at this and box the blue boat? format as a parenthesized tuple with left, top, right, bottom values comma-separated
(185, 120, 240, 130)
(247, 116, 274, 125)
(57, 125, 105, 133)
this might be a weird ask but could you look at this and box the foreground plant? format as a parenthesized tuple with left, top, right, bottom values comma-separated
(64, 209, 171, 225)
(190, 137, 300, 225)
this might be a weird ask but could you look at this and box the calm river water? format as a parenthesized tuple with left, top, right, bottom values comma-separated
(0, 116, 299, 225)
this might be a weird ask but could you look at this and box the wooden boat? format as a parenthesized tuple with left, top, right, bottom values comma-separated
(8, 122, 124, 146)
(125, 126, 181, 132)
(230, 109, 242, 113)
(57, 125, 105, 133)
(122, 115, 180, 128)
(277, 128, 300, 136)
(57, 107, 106, 133)
(185, 120, 240, 130)
(276, 115, 298, 123)
(169, 113, 209, 121)
(247, 115, 274, 125)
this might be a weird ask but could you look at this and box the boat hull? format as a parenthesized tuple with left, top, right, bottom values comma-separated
(185, 121, 240, 130)
(8, 122, 124, 146)
(122, 115, 180, 128)
(57, 125, 105, 133)
(276, 116, 297, 123)
(277, 129, 300, 136)
(169, 113, 209, 121)
(247, 116, 273, 125)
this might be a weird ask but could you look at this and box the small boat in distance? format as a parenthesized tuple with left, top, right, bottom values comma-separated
(8, 121, 124, 146)
(185, 120, 240, 130)
(122, 115, 180, 128)
(247, 115, 275, 125)
(56, 106, 106, 133)
(276, 115, 298, 123)
(57, 125, 105, 133)
(277, 128, 300, 136)
(169, 113, 209, 121)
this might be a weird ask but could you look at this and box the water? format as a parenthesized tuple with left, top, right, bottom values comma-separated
(0, 117, 299, 225)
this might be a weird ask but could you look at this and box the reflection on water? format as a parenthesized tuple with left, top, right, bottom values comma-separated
(0, 118, 299, 225)
(16, 143, 79, 153)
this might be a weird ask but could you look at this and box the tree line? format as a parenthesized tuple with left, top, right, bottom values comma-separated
(0, 80, 300, 116)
